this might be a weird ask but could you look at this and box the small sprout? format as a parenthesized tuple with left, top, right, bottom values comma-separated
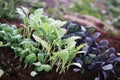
(0, 69, 4, 77)
(0, 41, 3, 46)
(30, 71, 38, 77)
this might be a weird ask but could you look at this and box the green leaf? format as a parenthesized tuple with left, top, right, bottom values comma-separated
(21, 6, 29, 15)
(49, 20, 66, 28)
(38, 53, 45, 63)
(43, 65, 51, 72)
(34, 8, 44, 15)
(33, 62, 41, 66)
(0, 69, 4, 77)
(30, 71, 37, 77)
(20, 39, 37, 49)
(66, 40, 76, 49)
(72, 63, 82, 68)
(35, 65, 44, 72)
(58, 49, 69, 62)
(25, 53, 37, 64)
(56, 28, 66, 38)
(0, 41, 3, 47)
(16, 8, 26, 18)
(20, 49, 30, 59)
(50, 52, 59, 61)
(32, 34, 50, 51)
(0, 31, 5, 37)
(77, 44, 86, 51)
(86, 27, 95, 33)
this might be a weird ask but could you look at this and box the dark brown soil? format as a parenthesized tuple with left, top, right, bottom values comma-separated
(0, 47, 118, 80)
(0, 17, 21, 28)
(98, 32, 120, 53)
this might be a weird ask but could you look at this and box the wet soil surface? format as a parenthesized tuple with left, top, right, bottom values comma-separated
(0, 47, 118, 80)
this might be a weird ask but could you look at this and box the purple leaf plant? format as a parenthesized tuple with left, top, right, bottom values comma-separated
(62, 21, 120, 80)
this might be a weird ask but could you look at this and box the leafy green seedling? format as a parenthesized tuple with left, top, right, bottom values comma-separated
(0, 69, 4, 77)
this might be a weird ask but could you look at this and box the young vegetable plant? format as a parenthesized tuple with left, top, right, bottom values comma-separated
(62, 22, 120, 80)
(1, 7, 86, 76)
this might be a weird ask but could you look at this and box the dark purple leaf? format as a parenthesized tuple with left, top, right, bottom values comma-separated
(109, 54, 117, 61)
(90, 47, 98, 53)
(105, 47, 116, 54)
(102, 71, 108, 80)
(66, 22, 80, 33)
(76, 57, 83, 65)
(89, 54, 96, 58)
(95, 62, 102, 67)
(110, 54, 116, 58)
(88, 63, 95, 70)
(85, 37, 93, 46)
(97, 54, 107, 61)
(111, 69, 117, 78)
(108, 54, 117, 63)
(82, 45, 89, 53)
(63, 33, 75, 39)
(73, 68, 80, 72)
(114, 57, 120, 62)
(75, 32, 85, 37)
(95, 77, 100, 80)
(101, 62, 105, 66)
(91, 32, 101, 40)
(102, 64, 113, 71)
(99, 40, 109, 48)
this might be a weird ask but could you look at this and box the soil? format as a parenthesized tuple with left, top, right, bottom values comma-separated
(0, 17, 21, 28)
(0, 47, 117, 80)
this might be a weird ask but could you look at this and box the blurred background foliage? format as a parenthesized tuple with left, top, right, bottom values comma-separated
(0, 0, 120, 30)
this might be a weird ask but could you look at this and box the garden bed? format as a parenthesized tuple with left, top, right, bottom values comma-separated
(0, 7, 120, 80)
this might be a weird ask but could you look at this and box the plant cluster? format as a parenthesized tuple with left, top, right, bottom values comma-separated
(62, 22, 120, 80)
(0, 7, 84, 77)
(0, 7, 120, 79)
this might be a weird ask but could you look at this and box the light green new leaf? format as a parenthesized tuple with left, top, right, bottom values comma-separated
(34, 8, 44, 15)
(0, 69, 4, 77)
(77, 44, 86, 51)
(30, 71, 37, 77)
(58, 49, 69, 62)
(43, 64, 52, 72)
(66, 40, 76, 49)
(21, 6, 29, 15)
(16, 8, 26, 18)
(32, 34, 50, 51)
(33, 62, 41, 66)
(0, 41, 3, 47)
(35, 65, 44, 72)
(50, 20, 66, 28)
(56, 28, 66, 38)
